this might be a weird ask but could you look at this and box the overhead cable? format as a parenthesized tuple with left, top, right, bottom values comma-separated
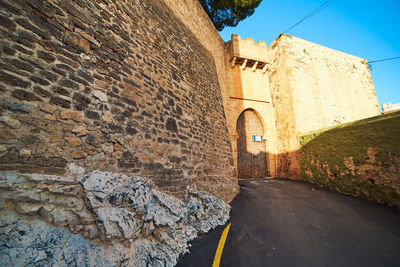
(283, 0, 334, 34)
(369, 56, 400, 64)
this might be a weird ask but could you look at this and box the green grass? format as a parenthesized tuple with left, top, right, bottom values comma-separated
(298, 111, 400, 208)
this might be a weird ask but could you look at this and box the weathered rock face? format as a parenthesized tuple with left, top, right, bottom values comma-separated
(0, 0, 238, 201)
(0, 171, 230, 266)
(1, 219, 113, 266)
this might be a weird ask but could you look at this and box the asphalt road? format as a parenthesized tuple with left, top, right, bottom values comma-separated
(177, 178, 400, 267)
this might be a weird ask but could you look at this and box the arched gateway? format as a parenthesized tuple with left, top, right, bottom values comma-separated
(236, 109, 268, 178)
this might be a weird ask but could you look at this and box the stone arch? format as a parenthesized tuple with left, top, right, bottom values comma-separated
(234, 108, 267, 137)
(236, 108, 269, 178)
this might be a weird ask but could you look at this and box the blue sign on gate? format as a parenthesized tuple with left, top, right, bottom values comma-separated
(252, 135, 263, 142)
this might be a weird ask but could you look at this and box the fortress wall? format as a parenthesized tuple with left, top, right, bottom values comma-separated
(0, 0, 238, 202)
(225, 63, 279, 177)
(267, 34, 380, 178)
(299, 112, 400, 208)
(272, 34, 380, 134)
(161, 0, 231, 110)
(267, 36, 301, 178)
(230, 35, 269, 61)
(225, 36, 279, 177)
(160, 1, 242, 167)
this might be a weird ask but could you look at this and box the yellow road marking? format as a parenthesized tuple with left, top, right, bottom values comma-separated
(212, 223, 231, 267)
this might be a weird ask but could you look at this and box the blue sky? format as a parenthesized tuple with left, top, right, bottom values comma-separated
(219, 0, 400, 108)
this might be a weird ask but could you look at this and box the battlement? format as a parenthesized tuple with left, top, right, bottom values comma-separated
(231, 34, 268, 48)
(229, 34, 269, 70)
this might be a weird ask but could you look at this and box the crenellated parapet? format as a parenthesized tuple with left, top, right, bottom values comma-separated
(228, 34, 269, 72)
(382, 102, 400, 114)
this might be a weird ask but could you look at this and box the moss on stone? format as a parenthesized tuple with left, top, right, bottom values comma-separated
(299, 111, 400, 208)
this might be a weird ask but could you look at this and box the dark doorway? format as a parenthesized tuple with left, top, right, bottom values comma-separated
(237, 109, 268, 178)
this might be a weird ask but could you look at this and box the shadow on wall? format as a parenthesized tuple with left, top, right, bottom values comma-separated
(236, 109, 268, 178)
(298, 111, 400, 208)
(276, 150, 301, 179)
(236, 108, 301, 179)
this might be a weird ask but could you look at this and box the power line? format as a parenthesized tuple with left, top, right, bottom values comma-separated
(369, 56, 400, 64)
(283, 0, 334, 34)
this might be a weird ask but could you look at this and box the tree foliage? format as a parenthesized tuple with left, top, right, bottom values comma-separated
(199, 0, 262, 31)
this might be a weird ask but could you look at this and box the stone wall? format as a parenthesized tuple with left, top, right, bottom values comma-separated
(224, 35, 278, 177)
(267, 35, 299, 178)
(269, 34, 380, 135)
(160, 0, 247, 178)
(0, 0, 238, 202)
(160, 0, 228, 102)
(299, 112, 400, 208)
(267, 34, 381, 178)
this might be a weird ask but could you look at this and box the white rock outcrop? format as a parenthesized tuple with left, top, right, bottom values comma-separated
(0, 171, 230, 266)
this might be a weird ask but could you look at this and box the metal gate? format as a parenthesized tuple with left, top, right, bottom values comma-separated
(237, 109, 268, 178)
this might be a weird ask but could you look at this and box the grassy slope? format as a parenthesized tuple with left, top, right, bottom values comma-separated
(298, 111, 400, 207)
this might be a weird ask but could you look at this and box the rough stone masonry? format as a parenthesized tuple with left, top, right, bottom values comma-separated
(0, 0, 239, 265)
(0, 0, 238, 201)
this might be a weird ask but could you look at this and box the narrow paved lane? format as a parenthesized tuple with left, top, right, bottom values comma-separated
(177, 178, 400, 267)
